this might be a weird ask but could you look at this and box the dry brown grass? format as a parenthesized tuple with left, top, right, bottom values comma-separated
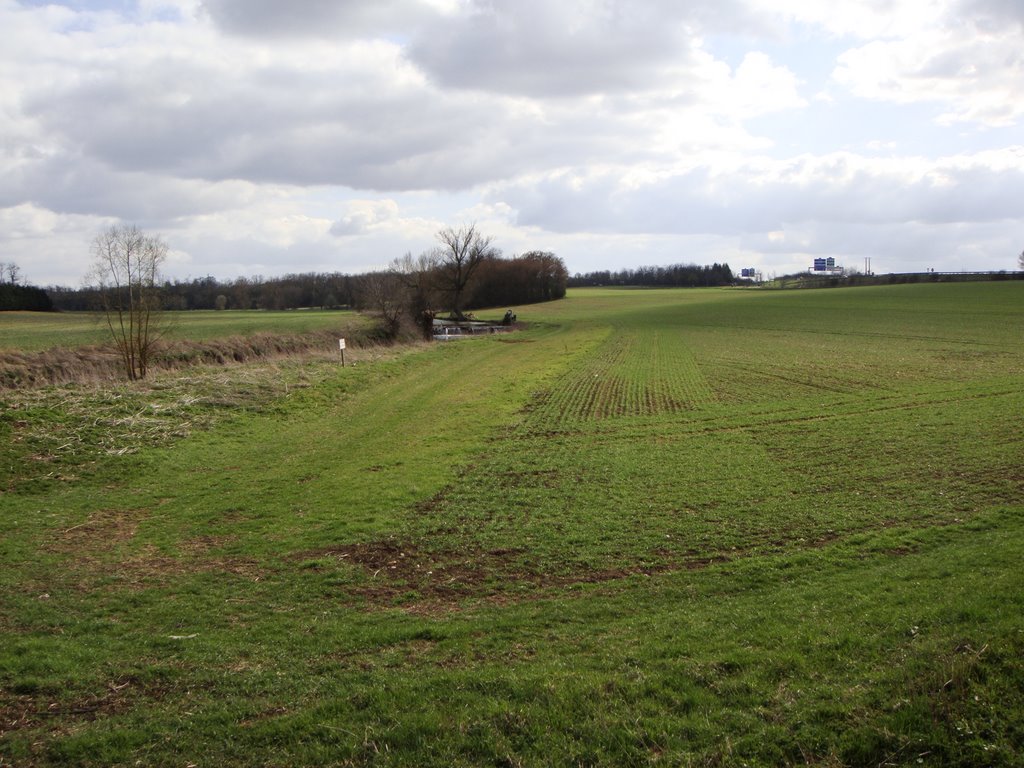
(0, 345, 123, 389)
(0, 328, 387, 389)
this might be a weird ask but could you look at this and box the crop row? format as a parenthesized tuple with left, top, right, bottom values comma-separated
(524, 328, 715, 429)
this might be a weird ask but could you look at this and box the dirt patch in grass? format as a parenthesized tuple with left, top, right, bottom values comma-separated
(494, 468, 562, 489)
(39, 506, 263, 590)
(46, 532, 264, 592)
(111, 546, 265, 588)
(295, 513, 970, 615)
(179, 534, 241, 555)
(0, 674, 174, 739)
(292, 537, 738, 614)
(47, 508, 147, 556)
(238, 705, 291, 728)
(297, 539, 513, 591)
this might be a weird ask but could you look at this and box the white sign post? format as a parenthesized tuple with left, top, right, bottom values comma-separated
(338, 338, 346, 367)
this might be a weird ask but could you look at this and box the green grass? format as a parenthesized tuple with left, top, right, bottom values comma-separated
(1, 283, 1023, 766)
(0, 309, 363, 352)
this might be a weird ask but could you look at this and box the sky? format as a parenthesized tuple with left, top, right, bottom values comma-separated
(2, 0, 1022, 287)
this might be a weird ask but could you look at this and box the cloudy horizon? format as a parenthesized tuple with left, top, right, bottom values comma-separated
(2, 0, 1022, 287)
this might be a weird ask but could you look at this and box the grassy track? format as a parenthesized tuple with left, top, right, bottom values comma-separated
(1, 283, 1023, 766)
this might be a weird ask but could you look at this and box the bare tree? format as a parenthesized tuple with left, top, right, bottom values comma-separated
(1018, 249, 1024, 270)
(391, 250, 439, 338)
(0, 262, 21, 285)
(89, 224, 169, 380)
(434, 224, 498, 319)
(354, 271, 407, 339)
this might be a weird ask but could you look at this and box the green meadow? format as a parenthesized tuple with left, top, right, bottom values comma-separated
(1, 282, 1022, 766)
(0, 309, 360, 352)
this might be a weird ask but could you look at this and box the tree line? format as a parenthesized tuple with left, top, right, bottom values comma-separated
(568, 262, 734, 288)
(0, 261, 53, 311)
(45, 273, 360, 313)
(40, 227, 568, 320)
(0, 284, 53, 311)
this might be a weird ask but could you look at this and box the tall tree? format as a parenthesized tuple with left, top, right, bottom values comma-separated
(89, 224, 169, 380)
(434, 224, 497, 319)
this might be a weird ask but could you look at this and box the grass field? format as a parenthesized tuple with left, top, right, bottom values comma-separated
(0, 309, 364, 352)
(1, 283, 1022, 766)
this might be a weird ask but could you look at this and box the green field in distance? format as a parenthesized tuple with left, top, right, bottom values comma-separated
(0, 308, 364, 352)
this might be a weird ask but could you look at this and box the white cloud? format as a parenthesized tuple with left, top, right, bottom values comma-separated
(744, 0, 1024, 127)
(494, 149, 1024, 237)
(408, 0, 699, 98)
(834, 24, 1024, 126)
(330, 199, 401, 237)
(199, 0, 443, 40)
(5, 1, 794, 201)
(721, 51, 807, 117)
(0, 203, 111, 286)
